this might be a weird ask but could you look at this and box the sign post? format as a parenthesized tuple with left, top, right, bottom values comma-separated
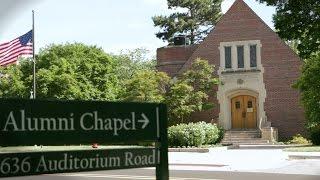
(156, 105, 169, 179)
(0, 99, 168, 179)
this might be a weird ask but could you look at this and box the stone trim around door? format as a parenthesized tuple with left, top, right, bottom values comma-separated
(217, 71, 268, 130)
(217, 40, 268, 130)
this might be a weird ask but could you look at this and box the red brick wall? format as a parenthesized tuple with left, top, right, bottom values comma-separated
(157, 0, 305, 139)
(157, 45, 198, 77)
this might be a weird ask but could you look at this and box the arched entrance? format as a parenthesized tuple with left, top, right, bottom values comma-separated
(231, 95, 257, 129)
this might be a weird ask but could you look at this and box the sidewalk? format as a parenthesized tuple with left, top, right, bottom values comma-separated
(168, 147, 320, 175)
(285, 151, 320, 159)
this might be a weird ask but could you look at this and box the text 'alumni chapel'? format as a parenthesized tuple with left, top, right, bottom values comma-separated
(156, 0, 304, 141)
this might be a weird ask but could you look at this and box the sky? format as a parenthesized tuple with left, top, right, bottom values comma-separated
(0, 0, 276, 57)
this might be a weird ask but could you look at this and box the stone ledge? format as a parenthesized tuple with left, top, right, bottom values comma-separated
(228, 144, 310, 149)
(288, 155, 320, 160)
(156, 60, 186, 66)
(169, 148, 209, 153)
(221, 69, 261, 74)
(170, 163, 227, 167)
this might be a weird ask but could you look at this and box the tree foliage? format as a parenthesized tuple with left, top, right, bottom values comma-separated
(258, 0, 320, 58)
(166, 82, 205, 123)
(36, 43, 122, 100)
(115, 48, 156, 80)
(182, 58, 218, 93)
(121, 58, 218, 124)
(294, 53, 320, 144)
(122, 70, 170, 103)
(0, 44, 155, 101)
(0, 65, 29, 98)
(166, 58, 218, 124)
(0, 44, 218, 126)
(257, 0, 286, 6)
(152, 0, 222, 44)
(113, 48, 156, 98)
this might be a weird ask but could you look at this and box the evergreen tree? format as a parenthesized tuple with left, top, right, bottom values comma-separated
(152, 0, 222, 44)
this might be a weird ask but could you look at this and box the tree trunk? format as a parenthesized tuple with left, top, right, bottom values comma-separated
(190, 29, 195, 44)
(190, 8, 195, 44)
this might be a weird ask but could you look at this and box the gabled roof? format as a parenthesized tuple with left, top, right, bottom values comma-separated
(177, 0, 289, 74)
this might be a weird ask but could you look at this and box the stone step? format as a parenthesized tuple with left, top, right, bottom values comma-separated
(224, 135, 261, 138)
(224, 131, 260, 133)
(226, 130, 260, 132)
(222, 138, 268, 141)
(224, 136, 261, 139)
(221, 130, 268, 145)
(221, 138, 269, 142)
(221, 140, 270, 145)
(224, 131, 260, 134)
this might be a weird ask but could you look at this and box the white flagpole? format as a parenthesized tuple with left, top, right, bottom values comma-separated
(32, 10, 36, 99)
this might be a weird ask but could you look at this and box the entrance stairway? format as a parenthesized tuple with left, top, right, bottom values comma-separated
(221, 130, 270, 145)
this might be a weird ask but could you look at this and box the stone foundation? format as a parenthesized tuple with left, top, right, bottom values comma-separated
(261, 127, 278, 143)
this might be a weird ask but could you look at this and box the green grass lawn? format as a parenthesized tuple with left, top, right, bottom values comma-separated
(284, 146, 320, 152)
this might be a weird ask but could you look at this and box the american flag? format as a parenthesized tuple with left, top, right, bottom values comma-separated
(0, 30, 33, 66)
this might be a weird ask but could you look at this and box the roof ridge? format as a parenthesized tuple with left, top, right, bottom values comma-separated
(176, 0, 279, 75)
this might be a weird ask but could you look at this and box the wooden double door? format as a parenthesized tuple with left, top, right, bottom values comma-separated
(231, 95, 257, 129)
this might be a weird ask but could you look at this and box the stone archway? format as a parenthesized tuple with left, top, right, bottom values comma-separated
(218, 87, 267, 130)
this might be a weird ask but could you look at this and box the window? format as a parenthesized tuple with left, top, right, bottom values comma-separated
(220, 40, 260, 71)
(250, 45, 257, 67)
(237, 46, 244, 68)
(236, 101, 240, 109)
(247, 101, 252, 108)
(225, 46, 232, 69)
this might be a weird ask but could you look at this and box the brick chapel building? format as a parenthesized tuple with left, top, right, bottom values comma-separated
(156, 0, 305, 141)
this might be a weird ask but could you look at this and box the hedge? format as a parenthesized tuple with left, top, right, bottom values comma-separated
(168, 122, 223, 147)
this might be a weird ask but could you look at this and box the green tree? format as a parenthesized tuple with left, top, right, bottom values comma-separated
(257, 0, 286, 6)
(166, 58, 219, 124)
(0, 43, 122, 100)
(115, 48, 156, 80)
(294, 53, 320, 144)
(122, 70, 170, 103)
(182, 58, 219, 93)
(286, 40, 299, 55)
(166, 82, 207, 124)
(258, 0, 320, 58)
(152, 0, 222, 44)
(114, 48, 157, 98)
(0, 64, 29, 98)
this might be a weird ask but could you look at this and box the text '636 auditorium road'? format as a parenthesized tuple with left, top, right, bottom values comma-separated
(0, 99, 165, 146)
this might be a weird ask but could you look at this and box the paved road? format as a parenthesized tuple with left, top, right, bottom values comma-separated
(2, 148, 320, 179)
(2, 167, 320, 180)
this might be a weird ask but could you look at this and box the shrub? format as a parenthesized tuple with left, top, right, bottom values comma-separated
(287, 134, 310, 144)
(217, 125, 225, 143)
(168, 121, 223, 147)
(198, 122, 220, 144)
(310, 126, 320, 145)
(185, 123, 206, 147)
(168, 123, 189, 147)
